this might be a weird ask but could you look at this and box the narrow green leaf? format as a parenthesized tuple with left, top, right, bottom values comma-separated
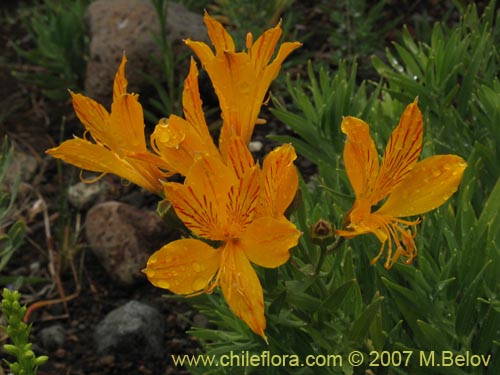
(416, 320, 449, 350)
(348, 295, 384, 342)
(320, 279, 356, 311)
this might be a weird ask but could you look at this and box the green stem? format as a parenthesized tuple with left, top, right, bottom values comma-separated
(326, 236, 345, 254)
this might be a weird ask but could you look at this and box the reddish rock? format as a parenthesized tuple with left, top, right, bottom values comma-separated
(85, 201, 172, 285)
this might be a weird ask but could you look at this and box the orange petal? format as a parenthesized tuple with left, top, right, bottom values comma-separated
(258, 144, 298, 217)
(47, 138, 118, 173)
(376, 155, 467, 217)
(143, 238, 219, 295)
(220, 241, 267, 340)
(218, 117, 234, 163)
(151, 116, 218, 177)
(153, 116, 187, 148)
(337, 200, 376, 239)
(46, 138, 163, 194)
(184, 39, 215, 69)
(258, 40, 302, 90)
(109, 94, 147, 153)
(226, 166, 260, 236)
(184, 151, 236, 201)
(222, 51, 257, 144)
(182, 58, 212, 144)
(113, 53, 128, 102)
(70, 91, 110, 146)
(371, 99, 423, 204)
(225, 40, 301, 143)
(226, 136, 255, 179)
(164, 154, 235, 240)
(241, 216, 300, 268)
(341, 116, 380, 198)
(255, 42, 301, 138)
(249, 22, 283, 72)
(128, 150, 174, 177)
(203, 11, 235, 54)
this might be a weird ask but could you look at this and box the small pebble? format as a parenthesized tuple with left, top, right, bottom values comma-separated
(38, 324, 65, 351)
(248, 141, 263, 152)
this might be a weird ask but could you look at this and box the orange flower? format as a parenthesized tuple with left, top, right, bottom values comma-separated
(46, 54, 164, 195)
(185, 12, 301, 160)
(143, 136, 301, 340)
(337, 100, 467, 269)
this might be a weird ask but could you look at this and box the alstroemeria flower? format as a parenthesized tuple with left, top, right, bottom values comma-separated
(185, 12, 301, 159)
(143, 136, 301, 340)
(337, 100, 467, 269)
(46, 54, 164, 195)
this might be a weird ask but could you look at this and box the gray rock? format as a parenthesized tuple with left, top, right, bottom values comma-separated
(248, 141, 263, 152)
(67, 180, 109, 210)
(2, 147, 38, 190)
(94, 300, 164, 358)
(85, 201, 173, 285)
(38, 324, 65, 351)
(84, 0, 208, 105)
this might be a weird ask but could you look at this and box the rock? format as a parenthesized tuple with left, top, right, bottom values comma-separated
(38, 324, 65, 351)
(84, 0, 208, 105)
(2, 147, 38, 190)
(192, 313, 209, 329)
(94, 300, 164, 359)
(248, 141, 263, 152)
(85, 201, 172, 285)
(67, 180, 109, 210)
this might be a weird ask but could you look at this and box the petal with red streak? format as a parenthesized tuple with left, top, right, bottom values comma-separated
(219, 242, 267, 340)
(341, 116, 380, 199)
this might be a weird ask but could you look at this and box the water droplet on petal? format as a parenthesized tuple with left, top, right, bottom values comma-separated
(159, 132, 170, 143)
(157, 280, 170, 289)
(432, 169, 441, 177)
(193, 262, 201, 273)
(192, 277, 206, 291)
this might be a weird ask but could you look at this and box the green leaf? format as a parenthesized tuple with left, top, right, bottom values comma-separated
(348, 294, 384, 342)
(416, 320, 449, 351)
(456, 260, 492, 336)
(476, 176, 500, 240)
(320, 279, 356, 311)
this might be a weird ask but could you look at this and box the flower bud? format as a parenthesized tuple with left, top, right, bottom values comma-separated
(311, 219, 336, 246)
(35, 355, 49, 366)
